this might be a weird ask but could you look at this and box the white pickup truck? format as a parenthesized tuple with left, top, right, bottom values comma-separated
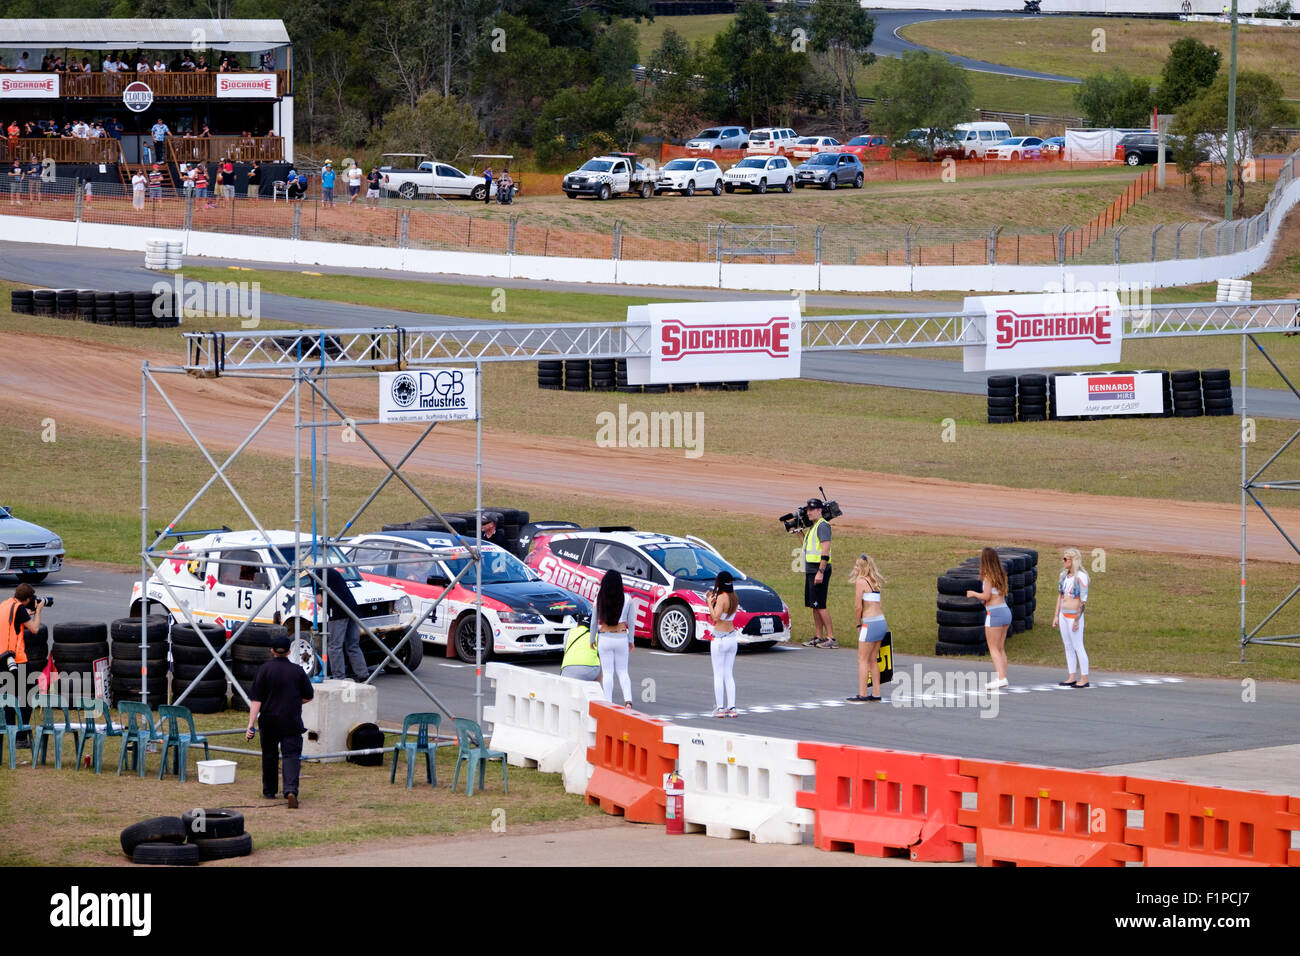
(562, 152, 657, 200)
(379, 153, 489, 201)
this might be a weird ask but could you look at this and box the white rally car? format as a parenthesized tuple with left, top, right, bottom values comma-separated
(524, 529, 791, 653)
(130, 529, 420, 671)
(723, 155, 795, 194)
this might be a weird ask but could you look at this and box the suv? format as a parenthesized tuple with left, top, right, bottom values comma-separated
(130, 530, 420, 672)
(747, 127, 799, 155)
(685, 126, 749, 151)
(343, 531, 591, 663)
(723, 155, 795, 193)
(795, 152, 864, 189)
(1116, 132, 1160, 166)
(524, 529, 790, 653)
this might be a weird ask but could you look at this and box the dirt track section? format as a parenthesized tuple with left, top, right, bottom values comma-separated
(4, 331, 1297, 562)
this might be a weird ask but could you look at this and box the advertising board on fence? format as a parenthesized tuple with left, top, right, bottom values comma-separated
(379, 368, 478, 422)
(1054, 371, 1165, 417)
(625, 300, 801, 386)
(963, 290, 1123, 372)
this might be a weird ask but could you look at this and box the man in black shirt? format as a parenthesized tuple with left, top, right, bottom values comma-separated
(315, 561, 371, 681)
(245, 634, 314, 808)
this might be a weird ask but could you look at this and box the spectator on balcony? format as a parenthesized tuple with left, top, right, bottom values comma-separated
(260, 51, 275, 72)
(103, 53, 120, 73)
(195, 56, 209, 73)
(154, 59, 167, 73)
(72, 120, 87, 139)
(218, 57, 231, 73)
(181, 53, 195, 71)
(80, 58, 92, 73)
(18, 53, 32, 72)
(6, 120, 17, 154)
(136, 58, 150, 73)
(150, 118, 170, 160)
(106, 117, 122, 140)
(199, 123, 211, 138)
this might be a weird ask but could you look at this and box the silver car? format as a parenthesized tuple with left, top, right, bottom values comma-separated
(685, 126, 749, 151)
(794, 152, 864, 190)
(0, 506, 64, 582)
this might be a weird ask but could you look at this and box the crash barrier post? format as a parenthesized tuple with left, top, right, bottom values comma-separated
(483, 662, 604, 795)
(957, 759, 1140, 866)
(1124, 777, 1300, 867)
(584, 701, 677, 824)
(661, 724, 814, 844)
(797, 743, 974, 861)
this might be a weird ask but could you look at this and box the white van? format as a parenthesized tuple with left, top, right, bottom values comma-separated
(952, 122, 1014, 160)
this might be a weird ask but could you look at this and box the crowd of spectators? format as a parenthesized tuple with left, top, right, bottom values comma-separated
(0, 49, 278, 73)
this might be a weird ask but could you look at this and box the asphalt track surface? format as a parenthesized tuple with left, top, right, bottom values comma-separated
(26, 565, 1300, 775)
(3, 240, 1297, 418)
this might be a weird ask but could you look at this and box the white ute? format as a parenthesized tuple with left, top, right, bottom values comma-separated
(563, 152, 657, 200)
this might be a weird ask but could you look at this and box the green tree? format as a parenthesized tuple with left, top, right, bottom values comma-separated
(372, 92, 485, 165)
(712, 0, 806, 128)
(532, 78, 639, 165)
(472, 13, 579, 143)
(643, 27, 709, 143)
(1173, 70, 1296, 210)
(1073, 68, 1154, 128)
(1155, 37, 1220, 114)
(808, 0, 876, 136)
(871, 50, 972, 156)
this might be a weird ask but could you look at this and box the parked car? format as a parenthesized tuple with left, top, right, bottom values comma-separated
(1115, 132, 1161, 166)
(655, 157, 724, 196)
(685, 126, 749, 151)
(343, 531, 591, 663)
(894, 128, 961, 160)
(379, 153, 489, 200)
(842, 134, 890, 162)
(1041, 136, 1065, 157)
(723, 155, 795, 193)
(988, 136, 1045, 161)
(562, 153, 657, 199)
(129, 529, 420, 673)
(0, 506, 64, 583)
(795, 151, 864, 189)
(524, 529, 791, 653)
(790, 136, 840, 161)
(950, 121, 1014, 159)
(746, 127, 799, 155)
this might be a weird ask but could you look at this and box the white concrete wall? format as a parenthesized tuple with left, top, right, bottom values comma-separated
(860, 1, 1263, 13)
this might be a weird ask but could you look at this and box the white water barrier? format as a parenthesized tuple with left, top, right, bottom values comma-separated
(661, 724, 815, 845)
(483, 661, 603, 795)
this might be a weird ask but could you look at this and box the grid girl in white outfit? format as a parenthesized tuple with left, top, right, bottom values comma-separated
(1053, 547, 1091, 688)
(707, 570, 739, 717)
(596, 569, 634, 705)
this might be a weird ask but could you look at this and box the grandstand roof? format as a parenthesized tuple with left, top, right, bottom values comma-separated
(0, 19, 290, 52)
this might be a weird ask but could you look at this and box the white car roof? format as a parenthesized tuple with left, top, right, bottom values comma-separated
(171, 529, 323, 552)
(552, 530, 700, 550)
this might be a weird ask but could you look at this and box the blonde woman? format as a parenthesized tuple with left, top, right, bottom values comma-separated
(1054, 548, 1091, 688)
(967, 547, 1011, 689)
(706, 571, 740, 717)
(846, 554, 886, 702)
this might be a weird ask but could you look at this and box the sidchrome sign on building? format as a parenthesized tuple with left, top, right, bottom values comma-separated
(1055, 372, 1165, 416)
(626, 300, 802, 385)
(216, 75, 277, 98)
(0, 74, 59, 98)
(962, 290, 1123, 371)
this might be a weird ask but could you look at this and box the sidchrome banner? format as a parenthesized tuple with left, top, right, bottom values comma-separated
(626, 300, 801, 385)
(1055, 372, 1165, 417)
(962, 290, 1122, 372)
(0, 74, 59, 98)
(216, 75, 277, 98)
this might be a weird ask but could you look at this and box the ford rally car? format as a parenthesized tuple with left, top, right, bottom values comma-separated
(343, 531, 591, 662)
(524, 529, 790, 653)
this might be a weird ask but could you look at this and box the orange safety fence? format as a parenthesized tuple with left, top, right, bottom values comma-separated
(797, 742, 975, 861)
(1125, 777, 1300, 867)
(584, 700, 678, 824)
(958, 759, 1141, 867)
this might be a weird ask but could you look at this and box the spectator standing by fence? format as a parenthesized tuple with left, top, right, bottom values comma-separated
(8, 160, 22, 206)
(26, 158, 41, 202)
(148, 163, 163, 201)
(246, 161, 260, 201)
(320, 160, 335, 206)
(346, 162, 362, 204)
(131, 168, 146, 209)
(366, 166, 381, 208)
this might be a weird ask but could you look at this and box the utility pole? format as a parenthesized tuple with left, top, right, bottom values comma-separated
(1225, 0, 1239, 220)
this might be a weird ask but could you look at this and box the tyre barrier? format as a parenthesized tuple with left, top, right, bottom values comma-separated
(662, 724, 814, 845)
(11, 288, 182, 327)
(145, 238, 183, 271)
(990, 369, 1233, 423)
(536, 357, 747, 394)
(584, 701, 678, 824)
(484, 662, 605, 795)
(935, 547, 1037, 655)
(124, 809, 252, 865)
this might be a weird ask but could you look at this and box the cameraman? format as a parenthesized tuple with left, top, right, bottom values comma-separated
(1, 583, 44, 743)
(802, 499, 835, 648)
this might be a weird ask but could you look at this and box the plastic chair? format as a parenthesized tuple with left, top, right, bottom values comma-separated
(390, 712, 440, 789)
(31, 694, 75, 769)
(158, 705, 211, 782)
(116, 700, 164, 778)
(0, 693, 34, 770)
(71, 697, 122, 774)
(272, 180, 287, 201)
(451, 717, 507, 796)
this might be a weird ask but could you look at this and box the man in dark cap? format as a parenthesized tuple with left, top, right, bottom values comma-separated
(245, 633, 314, 808)
(802, 498, 835, 648)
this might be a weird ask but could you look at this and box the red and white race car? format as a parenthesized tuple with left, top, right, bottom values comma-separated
(524, 529, 790, 653)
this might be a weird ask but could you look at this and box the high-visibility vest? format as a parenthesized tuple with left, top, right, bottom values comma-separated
(561, 624, 599, 669)
(803, 518, 830, 565)
(0, 597, 29, 664)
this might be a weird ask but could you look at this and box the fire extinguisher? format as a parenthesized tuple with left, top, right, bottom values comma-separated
(665, 769, 685, 835)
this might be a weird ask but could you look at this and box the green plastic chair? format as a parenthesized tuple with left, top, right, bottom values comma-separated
(116, 700, 165, 778)
(390, 712, 440, 789)
(31, 694, 75, 769)
(451, 717, 507, 796)
(71, 697, 122, 774)
(158, 705, 211, 783)
(0, 693, 34, 770)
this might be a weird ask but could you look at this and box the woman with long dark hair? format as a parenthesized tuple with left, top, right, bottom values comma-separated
(967, 547, 1011, 689)
(706, 571, 739, 717)
(596, 570, 634, 706)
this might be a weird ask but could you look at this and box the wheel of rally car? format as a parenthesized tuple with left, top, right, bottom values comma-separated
(454, 615, 493, 664)
(655, 602, 696, 653)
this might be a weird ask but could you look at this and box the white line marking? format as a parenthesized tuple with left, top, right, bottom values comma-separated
(797, 702, 821, 709)
(1008, 687, 1032, 694)
(820, 701, 847, 708)
(439, 663, 466, 668)
(650, 651, 679, 657)
(1118, 680, 1140, 685)
(772, 704, 797, 711)
(1097, 681, 1117, 687)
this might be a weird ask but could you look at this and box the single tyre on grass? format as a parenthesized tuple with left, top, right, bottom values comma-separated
(192, 832, 254, 861)
(121, 816, 186, 856)
(181, 808, 245, 841)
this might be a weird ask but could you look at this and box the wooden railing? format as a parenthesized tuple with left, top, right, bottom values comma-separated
(167, 135, 284, 163)
(6, 70, 288, 99)
(0, 137, 123, 164)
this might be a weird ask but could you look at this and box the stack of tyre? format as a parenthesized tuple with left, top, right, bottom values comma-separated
(10, 289, 34, 314)
(986, 374, 1047, 423)
(986, 374, 1016, 424)
(537, 360, 562, 390)
(121, 809, 253, 866)
(382, 507, 530, 555)
(22, 622, 48, 674)
(934, 547, 1039, 656)
(566, 360, 591, 391)
(169, 622, 230, 713)
(49, 621, 110, 693)
(10, 287, 180, 327)
(109, 615, 170, 705)
(1189, 368, 1233, 416)
(616, 359, 638, 394)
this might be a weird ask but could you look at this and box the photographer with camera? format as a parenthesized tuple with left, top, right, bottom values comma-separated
(802, 499, 836, 648)
(1, 583, 48, 745)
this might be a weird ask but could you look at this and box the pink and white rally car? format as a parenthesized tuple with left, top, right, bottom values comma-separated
(524, 529, 790, 653)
